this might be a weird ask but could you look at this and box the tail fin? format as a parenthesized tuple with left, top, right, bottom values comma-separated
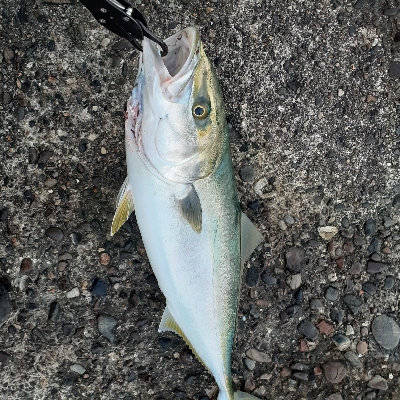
(235, 391, 261, 400)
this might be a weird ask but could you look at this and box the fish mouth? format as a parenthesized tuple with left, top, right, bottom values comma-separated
(142, 27, 200, 99)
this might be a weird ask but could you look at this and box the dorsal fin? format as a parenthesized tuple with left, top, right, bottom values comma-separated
(241, 213, 263, 266)
(110, 178, 135, 236)
(175, 184, 202, 233)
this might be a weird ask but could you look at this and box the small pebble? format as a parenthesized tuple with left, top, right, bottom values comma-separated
(45, 227, 64, 241)
(66, 287, 79, 299)
(278, 220, 287, 231)
(332, 334, 350, 351)
(343, 294, 363, 315)
(101, 38, 110, 47)
(97, 313, 117, 343)
(367, 261, 388, 274)
(356, 341, 367, 355)
(298, 319, 319, 341)
(91, 278, 108, 296)
(325, 286, 339, 302)
(245, 348, 271, 363)
(20, 258, 33, 275)
(364, 219, 376, 236)
(284, 214, 295, 225)
(330, 308, 344, 325)
(362, 282, 376, 294)
(243, 357, 255, 371)
(383, 276, 395, 290)
(322, 361, 347, 383)
(100, 252, 111, 265)
(262, 274, 277, 285)
(317, 320, 335, 335)
(368, 375, 388, 390)
(239, 165, 255, 182)
(289, 273, 302, 290)
(348, 262, 362, 274)
(285, 247, 305, 272)
(70, 364, 86, 375)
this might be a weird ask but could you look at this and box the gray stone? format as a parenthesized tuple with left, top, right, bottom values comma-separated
(325, 286, 339, 302)
(284, 214, 295, 225)
(70, 364, 86, 374)
(262, 274, 277, 285)
(367, 261, 388, 274)
(383, 216, 394, 228)
(297, 319, 319, 341)
(330, 308, 344, 325)
(243, 357, 255, 370)
(348, 262, 362, 274)
(332, 334, 350, 350)
(393, 194, 400, 208)
(384, 276, 395, 290)
(368, 375, 388, 390)
(285, 247, 305, 272)
(239, 165, 255, 182)
(364, 219, 376, 236)
(45, 227, 64, 241)
(343, 294, 363, 315)
(245, 348, 271, 363)
(97, 313, 118, 343)
(368, 238, 380, 253)
(371, 314, 400, 350)
(292, 372, 308, 381)
(344, 351, 363, 369)
(290, 362, 311, 371)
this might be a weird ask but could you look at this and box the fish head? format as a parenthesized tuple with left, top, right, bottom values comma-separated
(127, 27, 227, 183)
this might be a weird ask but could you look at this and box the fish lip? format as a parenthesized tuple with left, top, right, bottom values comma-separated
(141, 27, 200, 98)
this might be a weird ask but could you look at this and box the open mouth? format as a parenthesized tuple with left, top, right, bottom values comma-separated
(142, 27, 200, 97)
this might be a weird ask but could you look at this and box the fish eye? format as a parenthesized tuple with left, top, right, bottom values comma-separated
(192, 103, 209, 120)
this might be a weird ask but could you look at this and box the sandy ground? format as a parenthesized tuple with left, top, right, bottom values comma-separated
(1, 0, 400, 399)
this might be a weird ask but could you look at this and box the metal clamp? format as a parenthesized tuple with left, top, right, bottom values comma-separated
(80, 0, 168, 56)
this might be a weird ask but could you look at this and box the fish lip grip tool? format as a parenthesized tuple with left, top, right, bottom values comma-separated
(80, 0, 168, 56)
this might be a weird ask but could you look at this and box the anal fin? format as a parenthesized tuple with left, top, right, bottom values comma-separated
(241, 213, 263, 266)
(110, 178, 135, 236)
(159, 306, 207, 368)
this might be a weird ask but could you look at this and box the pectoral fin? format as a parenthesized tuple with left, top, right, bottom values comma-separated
(234, 391, 261, 400)
(241, 213, 263, 266)
(175, 184, 202, 233)
(110, 178, 135, 236)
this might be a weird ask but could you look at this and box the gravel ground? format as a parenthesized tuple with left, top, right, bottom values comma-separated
(1, 0, 400, 399)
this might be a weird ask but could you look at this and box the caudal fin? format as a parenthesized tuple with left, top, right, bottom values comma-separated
(234, 391, 261, 400)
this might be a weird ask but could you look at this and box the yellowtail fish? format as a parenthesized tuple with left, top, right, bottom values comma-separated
(111, 27, 263, 400)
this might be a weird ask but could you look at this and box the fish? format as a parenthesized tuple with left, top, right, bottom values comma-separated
(111, 27, 263, 400)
